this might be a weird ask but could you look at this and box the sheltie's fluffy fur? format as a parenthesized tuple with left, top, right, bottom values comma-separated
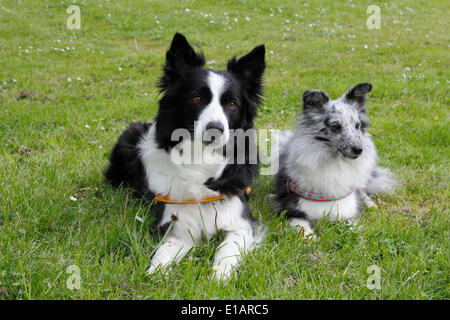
(274, 83, 396, 236)
(105, 33, 265, 280)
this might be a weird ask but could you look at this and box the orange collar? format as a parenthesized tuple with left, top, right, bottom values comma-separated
(155, 187, 251, 204)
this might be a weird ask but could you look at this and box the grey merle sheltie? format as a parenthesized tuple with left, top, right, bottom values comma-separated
(273, 83, 396, 236)
(105, 33, 265, 280)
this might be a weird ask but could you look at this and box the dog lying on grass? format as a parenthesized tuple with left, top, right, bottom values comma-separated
(273, 83, 396, 236)
(106, 33, 266, 280)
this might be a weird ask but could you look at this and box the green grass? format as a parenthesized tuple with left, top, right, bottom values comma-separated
(0, 0, 449, 299)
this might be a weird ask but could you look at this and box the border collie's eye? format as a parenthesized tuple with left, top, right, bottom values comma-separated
(332, 123, 342, 131)
(355, 122, 361, 130)
(193, 97, 201, 104)
(228, 102, 237, 109)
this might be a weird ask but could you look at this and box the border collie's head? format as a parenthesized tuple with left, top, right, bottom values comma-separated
(155, 33, 265, 150)
(301, 83, 372, 159)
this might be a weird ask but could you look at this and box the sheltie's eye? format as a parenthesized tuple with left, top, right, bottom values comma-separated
(227, 102, 237, 109)
(193, 96, 201, 104)
(331, 123, 342, 131)
(355, 122, 361, 130)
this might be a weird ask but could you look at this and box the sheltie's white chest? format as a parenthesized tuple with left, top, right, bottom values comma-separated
(297, 193, 359, 222)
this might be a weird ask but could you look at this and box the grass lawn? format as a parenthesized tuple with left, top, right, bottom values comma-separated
(0, 0, 448, 299)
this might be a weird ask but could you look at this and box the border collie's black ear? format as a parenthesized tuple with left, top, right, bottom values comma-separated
(344, 83, 372, 110)
(227, 45, 266, 97)
(160, 33, 205, 88)
(303, 90, 329, 111)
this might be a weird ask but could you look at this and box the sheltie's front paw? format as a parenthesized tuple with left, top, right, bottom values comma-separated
(360, 191, 378, 209)
(290, 218, 316, 240)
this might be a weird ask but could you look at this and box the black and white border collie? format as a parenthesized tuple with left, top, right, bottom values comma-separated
(105, 33, 265, 280)
(273, 83, 396, 236)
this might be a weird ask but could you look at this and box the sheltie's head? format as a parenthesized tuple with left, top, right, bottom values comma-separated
(301, 83, 373, 159)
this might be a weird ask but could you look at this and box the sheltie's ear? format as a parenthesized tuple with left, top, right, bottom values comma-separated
(227, 45, 266, 100)
(303, 90, 329, 112)
(343, 83, 372, 112)
(160, 33, 205, 89)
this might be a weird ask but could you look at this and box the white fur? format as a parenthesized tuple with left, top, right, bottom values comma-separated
(270, 130, 293, 175)
(196, 72, 230, 146)
(290, 218, 315, 237)
(277, 96, 395, 235)
(139, 125, 256, 281)
(284, 129, 376, 222)
(139, 125, 226, 201)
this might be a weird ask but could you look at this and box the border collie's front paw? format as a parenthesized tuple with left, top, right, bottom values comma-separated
(205, 177, 222, 192)
(205, 178, 241, 196)
(146, 262, 169, 277)
(146, 263, 160, 276)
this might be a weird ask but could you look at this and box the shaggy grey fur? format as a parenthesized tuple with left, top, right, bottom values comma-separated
(273, 83, 396, 236)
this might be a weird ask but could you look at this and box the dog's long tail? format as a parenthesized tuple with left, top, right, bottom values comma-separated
(364, 166, 397, 195)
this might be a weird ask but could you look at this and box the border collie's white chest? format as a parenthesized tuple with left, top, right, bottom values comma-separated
(138, 124, 227, 202)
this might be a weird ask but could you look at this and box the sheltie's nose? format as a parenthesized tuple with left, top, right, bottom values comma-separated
(206, 121, 224, 135)
(351, 146, 363, 156)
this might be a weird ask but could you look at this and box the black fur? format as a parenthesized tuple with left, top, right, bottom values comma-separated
(303, 90, 330, 111)
(206, 46, 265, 196)
(344, 82, 372, 112)
(153, 33, 265, 196)
(205, 132, 259, 196)
(273, 153, 307, 220)
(105, 122, 154, 203)
(105, 33, 265, 225)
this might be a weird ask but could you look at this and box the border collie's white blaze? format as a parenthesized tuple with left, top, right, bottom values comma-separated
(105, 33, 265, 281)
(197, 72, 230, 147)
(274, 83, 396, 236)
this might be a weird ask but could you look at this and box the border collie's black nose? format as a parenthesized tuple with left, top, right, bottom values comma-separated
(351, 146, 363, 155)
(206, 121, 224, 134)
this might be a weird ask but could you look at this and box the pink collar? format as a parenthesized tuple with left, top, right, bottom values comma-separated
(288, 178, 356, 202)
